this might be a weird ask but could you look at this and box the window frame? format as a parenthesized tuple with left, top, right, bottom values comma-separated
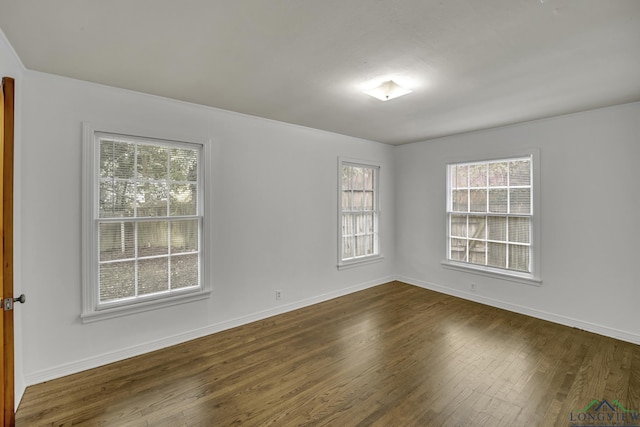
(441, 150, 542, 286)
(81, 122, 211, 323)
(337, 157, 382, 269)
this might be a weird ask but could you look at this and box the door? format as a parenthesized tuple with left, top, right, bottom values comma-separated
(1, 76, 15, 426)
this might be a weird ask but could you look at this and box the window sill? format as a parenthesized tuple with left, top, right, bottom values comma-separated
(338, 255, 384, 270)
(81, 289, 211, 323)
(441, 260, 542, 286)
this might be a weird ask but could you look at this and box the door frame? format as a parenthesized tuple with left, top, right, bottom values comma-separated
(1, 76, 16, 426)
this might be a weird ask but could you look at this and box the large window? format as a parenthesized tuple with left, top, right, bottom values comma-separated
(339, 160, 380, 267)
(446, 155, 538, 280)
(82, 125, 209, 322)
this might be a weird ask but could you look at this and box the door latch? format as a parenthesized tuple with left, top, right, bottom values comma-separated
(3, 294, 25, 311)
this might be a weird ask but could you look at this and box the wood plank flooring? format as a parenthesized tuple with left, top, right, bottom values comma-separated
(16, 281, 640, 426)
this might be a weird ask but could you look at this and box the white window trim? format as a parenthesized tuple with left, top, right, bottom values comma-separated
(337, 157, 383, 270)
(81, 122, 212, 323)
(441, 149, 542, 286)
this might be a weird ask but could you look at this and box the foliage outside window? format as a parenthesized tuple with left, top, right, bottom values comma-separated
(339, 161, 380, 266)
(83, 126, 208, 322)
(447, 156, 532, 274)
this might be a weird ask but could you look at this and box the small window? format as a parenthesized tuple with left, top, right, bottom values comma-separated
(338, 159, 381, 268)
(82, 124, 210, 322)
(445, 155, 540, 283)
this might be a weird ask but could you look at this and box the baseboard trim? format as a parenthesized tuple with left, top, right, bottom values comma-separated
(24, 276, 393, 387)
(396, 275, 640, 346)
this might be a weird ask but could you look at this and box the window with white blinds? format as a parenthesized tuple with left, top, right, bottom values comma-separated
(447, 156, 533, 275)
(339, 160, 381, 267)
(82, 124, 210, 322)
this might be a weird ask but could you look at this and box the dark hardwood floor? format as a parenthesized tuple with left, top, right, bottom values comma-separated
(16, 281, 640, 426)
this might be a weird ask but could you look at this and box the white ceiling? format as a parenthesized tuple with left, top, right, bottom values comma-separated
(1, 0, 639, 145)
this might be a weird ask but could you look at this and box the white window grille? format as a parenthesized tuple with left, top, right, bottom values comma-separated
(82, 124, 209, 322)
(339, 160, 380, 267)
(446, 156, 534, 275)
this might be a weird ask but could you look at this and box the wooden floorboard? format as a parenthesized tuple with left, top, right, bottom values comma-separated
(16, 281, 640, 426)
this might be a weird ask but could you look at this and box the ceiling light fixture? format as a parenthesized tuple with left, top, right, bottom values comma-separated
(364, 80, 412, 101)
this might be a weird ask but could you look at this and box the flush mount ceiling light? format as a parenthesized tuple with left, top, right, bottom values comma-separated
(364, 80, 412, 101)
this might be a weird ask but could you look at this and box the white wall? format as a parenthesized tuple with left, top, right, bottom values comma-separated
(19, 71, 395, 384)
(395, 102, 640, 343)
(0, 27, 26, 408)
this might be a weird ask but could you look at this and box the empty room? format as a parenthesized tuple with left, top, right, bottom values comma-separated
(1, 1, 640, 426)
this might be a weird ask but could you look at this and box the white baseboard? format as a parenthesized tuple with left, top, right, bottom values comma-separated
(396, 275, 640, 346)
(24, 276, 393, 387)
(14, 380, 25, 412)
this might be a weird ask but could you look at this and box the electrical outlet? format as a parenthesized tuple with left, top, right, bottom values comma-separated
(275, 290, 282, 300)
(470, 283, 477, 292)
